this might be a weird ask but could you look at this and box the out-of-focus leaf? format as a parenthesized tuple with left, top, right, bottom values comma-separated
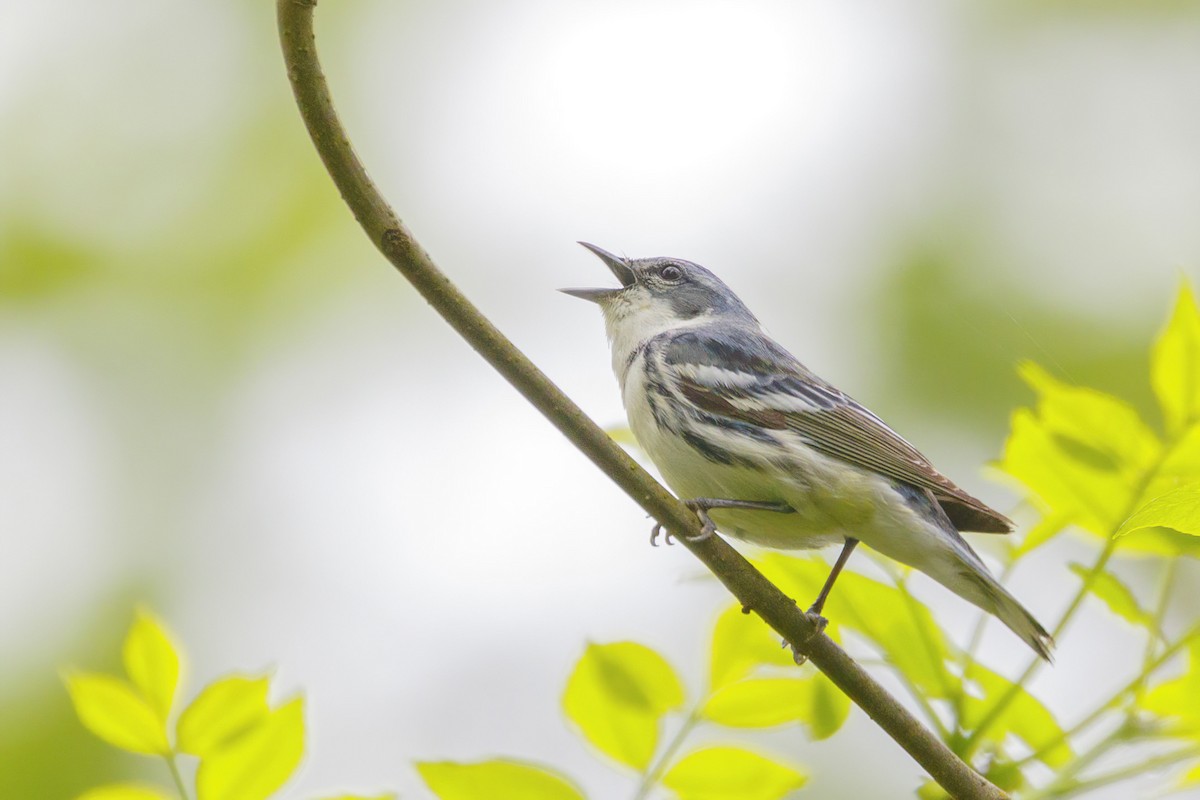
(122, 610, 180, 724)
(1015, 513, 1071, 556)
(604, 425, 638, 448)
(703, 679, 811, 729)
(1152, 283, 1200, 437)
(1182, 760, 1200, 787)
(662, 746, 807, 800)
(177, 674, 270, 756)
(916, 781, 950, 800)
(76, 785, 173, 800)
(962, 666, 1070, 767)
(806, 672, 851, 740)
(562, 641, 684, 770)
(757, 555, 958, 700)
(1067, 563, 1154, 629)
(709, 604, 796, 691)
(703, 675, 848, 740)
(1000, 364, 1161, 536)
(64, 672, 169, 755)
(417, 760, 583, 800)
(313, 795, 396, 800)
(1115, 485, 1200, 539)
(1140, 639, 1200, 733)
(195, 696, 304, 800)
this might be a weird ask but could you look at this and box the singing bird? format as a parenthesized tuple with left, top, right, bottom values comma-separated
(562, 243, 1053, 661)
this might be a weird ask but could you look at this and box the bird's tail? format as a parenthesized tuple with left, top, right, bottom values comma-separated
(952, 565, 1055, 662)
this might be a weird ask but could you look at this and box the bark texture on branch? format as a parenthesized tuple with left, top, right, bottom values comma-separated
(276, 3, 1007, 797)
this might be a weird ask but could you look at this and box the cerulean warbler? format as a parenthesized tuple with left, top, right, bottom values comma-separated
(562, 243, 1053, 661)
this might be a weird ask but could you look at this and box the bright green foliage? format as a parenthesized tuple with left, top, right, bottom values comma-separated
(708, 604, 796, 691)
(1001, 362, 1161, 538)
(702, 674, 848, 740)
(68, 611, 387, 800)
(1067, 563, 1154, 629)
(177, 675, 271, 756)
(562, 641, 685, 770)
(122, 611, 181, 725)
(962, 665, 1071, 767)
(195, 697, 305, 800)
(314, 795, 397, 800)
(662, 746, 807, 800)
(1152, 282, 1200, 436)
(757, 555, 957, 699)
(1140, 639, 1200, 734)
(418, 759, 585, 800)
(64, 672, 170, 756)
(1116, 485, 1200, 539)
(76, 784, 173, 800)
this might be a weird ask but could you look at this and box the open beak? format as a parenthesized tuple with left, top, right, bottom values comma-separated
(559, 242, 636, 303)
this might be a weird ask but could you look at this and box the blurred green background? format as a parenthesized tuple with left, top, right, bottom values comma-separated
(2, 0, 1198, 798)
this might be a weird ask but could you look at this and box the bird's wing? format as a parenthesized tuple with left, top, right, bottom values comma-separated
(661, 329, 1013, 534)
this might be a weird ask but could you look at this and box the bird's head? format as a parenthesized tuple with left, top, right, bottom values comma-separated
(561, 243, 756, 345)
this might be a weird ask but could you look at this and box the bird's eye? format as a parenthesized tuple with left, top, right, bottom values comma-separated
(659, 264, 683, 281)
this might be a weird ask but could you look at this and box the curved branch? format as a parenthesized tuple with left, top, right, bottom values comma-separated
(275, 3, 1006, 798)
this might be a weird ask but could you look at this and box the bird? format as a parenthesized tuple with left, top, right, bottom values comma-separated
(561, 242, 1053, 661)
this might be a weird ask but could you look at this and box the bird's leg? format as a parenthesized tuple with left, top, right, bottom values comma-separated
(806, 537, 859, 618)
(650, 498, 794, 546)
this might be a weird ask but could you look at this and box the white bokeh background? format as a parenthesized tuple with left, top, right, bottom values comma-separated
(3, 0, 1200, 798)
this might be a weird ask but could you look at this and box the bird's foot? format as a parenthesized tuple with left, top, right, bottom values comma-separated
(649, 498, 792, 547)
(782, 611, 828, 666)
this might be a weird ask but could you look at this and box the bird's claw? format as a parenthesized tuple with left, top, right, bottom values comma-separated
(649, 501, 718, 546)
(781, 612, 828, 666)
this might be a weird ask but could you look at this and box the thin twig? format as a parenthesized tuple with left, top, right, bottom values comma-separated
(274, 3, 1008, 797)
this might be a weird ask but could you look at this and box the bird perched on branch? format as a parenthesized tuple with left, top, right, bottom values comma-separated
(562, 243, 1053, 661)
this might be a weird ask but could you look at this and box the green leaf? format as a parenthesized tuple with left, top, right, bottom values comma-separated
(64, 672, 170, 755)
(76, 785, 174, 800)
(962, 665, 1070, 767)
(1152, 282, 1200, 436)
(122, 610, 181, 723)
(604, 425, 639, 448)
(417, 759, 584, 800)
(709, 604, 796, 691)
(313, 795, 397, 800)
(1000, 364, 1161, 536)
(177, 674, 271, 756)
(756, 555, 958, 700)
(1067, 563, 1154, 629)
(805, 672, 851, 740)
(702, 676, 848, 740)
(562, 641, 684, 770)
(703, 679, 811, 728)
(662, 746, 807, 800)
(1015, 512, 1071, 556)
(1140, 639, 1200, 732)
(1115, 485, 1200, 539)
(195, 696, 305, 800)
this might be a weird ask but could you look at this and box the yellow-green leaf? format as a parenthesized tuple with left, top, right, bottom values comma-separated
(1152, 282, 1200, 436)
(76, 785, 173, 800)
(702, 675, 848, 740)
(962, 665, 1070, 767)
(122, 610, 181, 723)
(64, 672, 170, 755)
(1115, 485, 1200, 539)
(196, 696, 305, 800)
(177, 674, 270, 756)
(604, 425, 638, 448)
(663, 746, 807, 800)
(703, 679, 811, 728)
(313, 795, 397, 800)
(1000, 364, 1161, 536)
(417, 759, 584, 800)
(1140, 639, 1200, 732)
(805, 672, 851, 740)
(562, 641, 684, 770)
(1067, 563, 1154, 629)
(709, 604, 796, 691)
(1015, 513, 1071, 556)
(757, 555, 958, 700)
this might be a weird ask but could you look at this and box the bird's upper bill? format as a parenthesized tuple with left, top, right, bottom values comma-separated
(559, 242, 635, 303)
